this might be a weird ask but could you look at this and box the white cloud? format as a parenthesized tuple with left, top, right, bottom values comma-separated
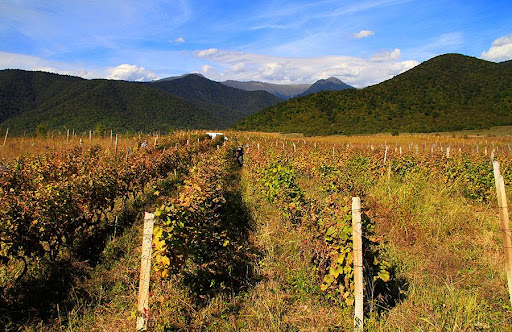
(481, 34, 512, 62)
(353, 30, 375, 39)
(174, 37, 185, 43)
(197, 48, 220, 57)
(194, 49, 419, 88)
(106, 64, 159, 81)
(201, 65, 218, 76)
(370, 48, 401, 62)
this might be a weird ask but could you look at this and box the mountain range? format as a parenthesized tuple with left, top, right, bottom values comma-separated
(236, 54, 512, 135)
(222, 77, 353, 99)
(2, 53, 512, 136)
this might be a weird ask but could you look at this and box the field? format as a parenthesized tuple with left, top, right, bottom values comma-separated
(1, 130, 512, 331)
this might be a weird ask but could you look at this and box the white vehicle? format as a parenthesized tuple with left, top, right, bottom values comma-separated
(206, 132, 228, 140)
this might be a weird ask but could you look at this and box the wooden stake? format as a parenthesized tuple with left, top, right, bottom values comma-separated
(136, 212, 155, 331)
(3, 128, 8, 147)
(67, 129, 70, 144)
(115, 135, 118, 155)
(493, 161, 512, 307)
(352, 197, 363, 331)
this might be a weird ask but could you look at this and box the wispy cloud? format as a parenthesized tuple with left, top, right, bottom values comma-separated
(481, 34, 512, 62)
(174, 37, 186, 43)
(194, 48, 418, 87)
(404, 32, 464, 60)
(353, 30, 375, 39)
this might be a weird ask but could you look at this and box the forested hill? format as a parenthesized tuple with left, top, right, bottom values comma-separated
(235, 54, 512, 135)
(0, 70, 277, 135)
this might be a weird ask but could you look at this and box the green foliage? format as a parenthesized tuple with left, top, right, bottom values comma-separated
(95, 122, 106, 137)
(236, 54, 512, 135)
(35, 122, 49, 137)
(260, 161, 305, 223)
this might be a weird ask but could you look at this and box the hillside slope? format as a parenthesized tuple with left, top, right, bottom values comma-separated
(236, 54, 512, 135)
(0, 70, 83, 123)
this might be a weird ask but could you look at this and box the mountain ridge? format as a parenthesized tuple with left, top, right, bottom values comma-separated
(147, 74, 282, 117)
(221, 77, 354, 99)
(221, 80, 311, 99)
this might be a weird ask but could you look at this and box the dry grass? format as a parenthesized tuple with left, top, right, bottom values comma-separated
(367, 170, 512, 330)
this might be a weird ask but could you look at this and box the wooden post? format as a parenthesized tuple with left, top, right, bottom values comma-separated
(89, 130, 92, 141)
(136, 212, 155, 331)
(384, 145, 388, 163)
(113, 215, 118, 239)
(293, 143, 296, 152)
(67, 129, 70, 144)
(446, 146, 450, 158)
(115, 135, 118, 155)
(110, 130, 113, 146)
(2, 128, 8, 147)
(493, 161, 512, 306)
(352, 197, 363, 331)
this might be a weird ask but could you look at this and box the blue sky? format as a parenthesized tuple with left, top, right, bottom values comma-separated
(1, 0, 511, 87)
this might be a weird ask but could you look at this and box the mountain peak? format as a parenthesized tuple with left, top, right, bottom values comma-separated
(320, 77, 343, 84)
(296, 77, 354, 97)
(153, 73, 205, 82)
